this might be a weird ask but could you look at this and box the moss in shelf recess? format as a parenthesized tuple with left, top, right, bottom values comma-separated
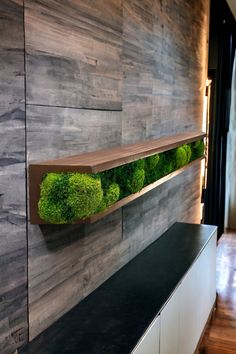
(108, 159, 146, 198)
(67, 173, 103, 219)
(39, 173, 73, 224)
(182, 144, 192, 163)
(190, 139, 205, 161)
(38, 139, 205, 223)
(144, 154, 160, 185)
(97, 182, 120, 212)
(175, 146, 188, 168)
(39, 172, 103, 223)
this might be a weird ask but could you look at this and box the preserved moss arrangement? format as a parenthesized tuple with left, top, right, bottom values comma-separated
(38, 139, 205, 224)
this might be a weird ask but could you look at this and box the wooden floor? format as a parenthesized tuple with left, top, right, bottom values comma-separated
(199, 230, 236, 353)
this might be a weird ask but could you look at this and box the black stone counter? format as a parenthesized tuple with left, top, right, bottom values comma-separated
(20, 222, 217, 354)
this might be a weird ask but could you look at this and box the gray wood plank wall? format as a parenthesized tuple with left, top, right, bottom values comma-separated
(0, 0, 210, 349)
(0, 1, 28, 353)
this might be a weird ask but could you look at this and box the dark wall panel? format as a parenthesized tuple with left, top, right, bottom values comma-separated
(25, 0, 123, 110)
(0, 1, 27, 353)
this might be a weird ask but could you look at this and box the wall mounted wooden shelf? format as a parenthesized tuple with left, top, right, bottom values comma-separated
(29, 131, 205, 224)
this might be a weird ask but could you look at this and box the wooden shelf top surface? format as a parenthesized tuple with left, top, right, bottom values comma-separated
(29, 131, 205, 173)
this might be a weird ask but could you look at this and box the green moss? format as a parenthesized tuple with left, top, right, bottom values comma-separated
(39, 198, 67, 224)
(110, 160, 145, 198)
(145, 154, 160, 170)
(154, 152, 174, 178)
(195, 139, 205, 157)
(67, 173, 103, 219)
(38, 173, 74, 223)
(38, 139, 205, 223)
(175, 146, 188, 168)
(144, 154, 160, 185)
(127, 167, 145, 194)
(190, 139, 205, 160)
(38, 172, 103, 223)
(182, 144, 192, 163)
(133, 159, 145, 170)
(103, 182, 120, 207)
(193, 140, 201, 148)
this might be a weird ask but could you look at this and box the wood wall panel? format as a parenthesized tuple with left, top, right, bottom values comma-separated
(123, 183, 169, 247)
(27, 105, 122, 162)
(167, 162, 202, 226)
(25, 0, 123, 110)
(28, 211, 123, 339)
(148, 0, 209, 138)
(0, 1, 27, 353)
(26, 106, 122, 339)
(122, 0, 154, 144)
(0, 0, 209, 345)
(25, 0, 209, 340)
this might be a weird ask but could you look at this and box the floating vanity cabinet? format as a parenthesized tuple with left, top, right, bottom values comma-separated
(132, 316, 160, 354)
(20, 223, 217, 354)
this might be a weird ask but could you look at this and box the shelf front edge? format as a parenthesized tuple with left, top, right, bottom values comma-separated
(29, 132, 206, 174)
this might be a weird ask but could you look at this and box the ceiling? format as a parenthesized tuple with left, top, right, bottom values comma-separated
(226, 0, 236, 20)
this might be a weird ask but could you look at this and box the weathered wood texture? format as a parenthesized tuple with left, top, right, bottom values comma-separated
(24, 0, 123, 110)
(24, 0, 210, 342)
(0, 1, 28, 353)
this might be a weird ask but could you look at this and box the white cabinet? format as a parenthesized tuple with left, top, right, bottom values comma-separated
(160, 286, 181, 354)
(132, 316, 160, 354)
(179, 261, 202, 354)
(197, 232, 217, 335)
(160, 230, 217, 354)
(132, 230, 216, 354)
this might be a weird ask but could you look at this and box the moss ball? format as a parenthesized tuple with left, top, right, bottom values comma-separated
(182, 144, 192, 163)
(130, 159, 145, 170)
(103, 182, 120, 207)
(175, 147, 188, 168)
(127, 168, 145, 194)
(193, 140, 201, 149)
(38, 172, 103, 223)
(68, 173, 103, 219)
(145, 154, 160, 171)
(163, 161, 174, 175)
(195, 140, 205, 157)
(38, 173, 74, 223)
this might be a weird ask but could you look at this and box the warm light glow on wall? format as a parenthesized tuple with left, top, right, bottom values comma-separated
(201, 78, 212, 221)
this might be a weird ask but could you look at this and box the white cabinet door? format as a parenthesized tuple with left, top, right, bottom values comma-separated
(132, 316, 160, 354)
(160, 285, 181, 354)
(179, 231, 217, 354)
(134, 231, 216, 354)
(197, 231, 217, 334)
(179, 261, 200, 354)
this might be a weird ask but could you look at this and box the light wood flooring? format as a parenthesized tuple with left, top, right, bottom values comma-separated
(199, 230, 236, 353)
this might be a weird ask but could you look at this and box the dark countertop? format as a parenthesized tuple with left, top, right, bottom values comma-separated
(20, 222, 217, 354)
